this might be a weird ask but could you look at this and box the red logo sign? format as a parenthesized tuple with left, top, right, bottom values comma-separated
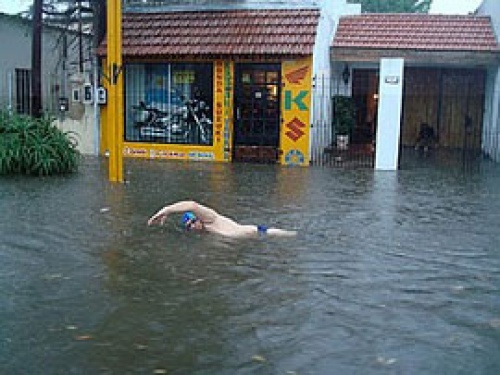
(285, 66, 309, 84)
(285, 117, 306, 142)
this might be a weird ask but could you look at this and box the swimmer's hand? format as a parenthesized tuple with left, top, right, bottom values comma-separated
(148, 208, 169, 226)
(148, 200, 213, 227)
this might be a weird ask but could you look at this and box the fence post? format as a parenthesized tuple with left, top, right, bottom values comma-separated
(7, 71, 13, 114)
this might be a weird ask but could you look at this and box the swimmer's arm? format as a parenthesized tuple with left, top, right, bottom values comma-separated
(147, 200, 217, 225)
(188, 201, 218, 224)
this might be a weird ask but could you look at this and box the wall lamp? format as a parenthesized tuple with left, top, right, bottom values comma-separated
(342, 64, 351, 85)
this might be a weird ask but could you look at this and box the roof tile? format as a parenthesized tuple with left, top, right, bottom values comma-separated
(100, 8, 320, 58)
(332, 14, 499, 52)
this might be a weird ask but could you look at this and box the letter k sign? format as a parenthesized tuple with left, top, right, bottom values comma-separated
(285, 90, 308, 111)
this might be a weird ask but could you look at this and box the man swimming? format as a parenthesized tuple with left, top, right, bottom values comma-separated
(148, 200, 297, 238)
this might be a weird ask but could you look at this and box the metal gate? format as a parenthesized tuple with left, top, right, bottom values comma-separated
(0, 68, 61, 116)
(310, 67, 486, 169)
(399, 68, 485, 169)
(309, 71, 375, 168)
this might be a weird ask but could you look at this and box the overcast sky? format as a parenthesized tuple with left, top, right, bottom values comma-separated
(429, 0, 482, 14)
(0, 0, 30, 15)
(0, 0, 484, 15)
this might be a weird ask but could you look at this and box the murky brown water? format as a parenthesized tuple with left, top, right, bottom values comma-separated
(1, 156, 500, 374)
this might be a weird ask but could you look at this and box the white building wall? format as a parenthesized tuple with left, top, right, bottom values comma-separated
(54, 108, 96, 155)
(375, 58, 405, 171)
(477, 0, 500, 161)
(55, 72, 97, 155)
(0, 14, 61, 112)
(309, 0, 361, 160)
(477, 0, 500, 34)
(0, 13, 97, 155)
(125, 0, 322, 11)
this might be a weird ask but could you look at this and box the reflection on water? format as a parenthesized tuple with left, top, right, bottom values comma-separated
(1, 157, 500, 374)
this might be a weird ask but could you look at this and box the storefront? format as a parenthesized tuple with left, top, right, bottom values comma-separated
(332, 13, 500, 163)
(99, 8, 320, 166)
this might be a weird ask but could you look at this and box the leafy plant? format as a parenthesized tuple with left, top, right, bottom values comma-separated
(333, 96, 356, 136)
(0, 111, 80, 176)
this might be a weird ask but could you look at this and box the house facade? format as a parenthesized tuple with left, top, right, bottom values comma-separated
(101, 8, 315, 166)
(100, 6, 317, 165)
(331, 13, 500, 167)
(99, 0, 364, 166)
(0, 12, 97, 154)
(0, 13, 64, 115)
(98, 0, 500, 168)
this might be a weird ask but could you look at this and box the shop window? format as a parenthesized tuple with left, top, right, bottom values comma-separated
(125, 63, 213, 145)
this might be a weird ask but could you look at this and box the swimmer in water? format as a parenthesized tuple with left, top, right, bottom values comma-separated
(148, 200, 297, 238)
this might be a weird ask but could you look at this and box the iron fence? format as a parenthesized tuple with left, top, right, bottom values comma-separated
(309, 69, 497, 169)
(0, 68, 64, 116)
(309, 72, 375, 168)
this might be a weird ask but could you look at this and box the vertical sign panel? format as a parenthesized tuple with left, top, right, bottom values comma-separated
(213, 61, 224, 161)
(213, 60, 233, 161)
(281, 58, 312, 166)
(223, 61, 233, 161)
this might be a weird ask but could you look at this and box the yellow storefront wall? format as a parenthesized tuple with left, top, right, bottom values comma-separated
(100, 58, 312, 165)
(101, 61, 232, 162)
(280, 57, 312, 166)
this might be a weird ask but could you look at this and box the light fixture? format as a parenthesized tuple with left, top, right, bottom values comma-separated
(342, 64, 351, 86)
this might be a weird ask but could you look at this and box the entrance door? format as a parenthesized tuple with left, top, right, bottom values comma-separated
(352, 69, 378, 146)
(233, 64, 281, 163)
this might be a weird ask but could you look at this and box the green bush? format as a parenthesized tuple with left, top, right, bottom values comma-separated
(333, 96, 356, 136)
(0, 111, 80, 176)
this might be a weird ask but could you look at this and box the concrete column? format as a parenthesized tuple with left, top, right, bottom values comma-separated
(375, 58, 404, 171)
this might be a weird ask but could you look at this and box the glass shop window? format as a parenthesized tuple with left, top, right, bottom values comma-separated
(124, 63, 213, 145)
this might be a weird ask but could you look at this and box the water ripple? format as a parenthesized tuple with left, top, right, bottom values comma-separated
(1, 158, 500, 374)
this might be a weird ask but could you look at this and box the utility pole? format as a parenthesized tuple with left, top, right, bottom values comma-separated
(78, 0, 84, 73)
(31, 0, 43, 117)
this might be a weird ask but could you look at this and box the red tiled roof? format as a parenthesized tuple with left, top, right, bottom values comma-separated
(99, 9, 320, 58)
(332, 14, 500, 52)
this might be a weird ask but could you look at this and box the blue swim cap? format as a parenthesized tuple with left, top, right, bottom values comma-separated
(182, 211, 197, 227)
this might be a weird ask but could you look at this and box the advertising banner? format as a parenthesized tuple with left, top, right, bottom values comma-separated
(280, 57, 312, 166)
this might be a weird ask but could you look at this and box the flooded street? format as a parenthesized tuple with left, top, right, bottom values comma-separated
(1, 156, 500, 374)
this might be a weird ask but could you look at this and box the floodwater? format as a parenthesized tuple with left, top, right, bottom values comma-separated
(1, 156, 500, 374)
